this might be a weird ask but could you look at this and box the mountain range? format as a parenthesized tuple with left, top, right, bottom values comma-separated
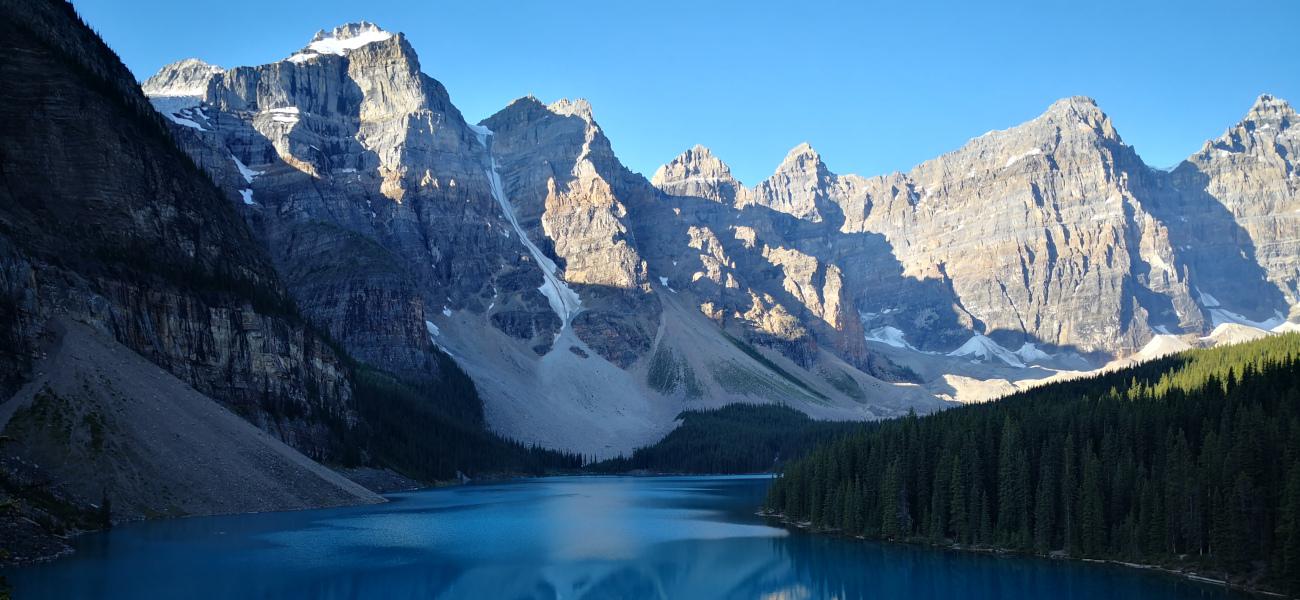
(131, 21, 1300, 457)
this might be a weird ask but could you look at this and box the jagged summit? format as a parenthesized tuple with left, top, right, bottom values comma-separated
(773, 142, 827, 176)
(652, 144, 745, 203)
(1249, 93, 1293, 115)
(141, 58, 223, 97)
(1196, 93, 1296, 156)
(287, 22, 395, 63)
(547, 97, 596, 121)
(655, 144, 732, 177)
(310, 21, 390, 44)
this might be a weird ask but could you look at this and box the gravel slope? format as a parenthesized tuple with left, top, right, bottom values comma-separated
(0, 318, 381, 526)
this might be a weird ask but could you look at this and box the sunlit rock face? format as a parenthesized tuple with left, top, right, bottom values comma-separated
(829, 96, 1203, 356)
(1172, 95, 1300, 319)
(652, 95, 1298, 362)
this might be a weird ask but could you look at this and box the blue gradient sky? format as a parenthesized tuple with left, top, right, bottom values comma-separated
(74, 0, 1298, 184)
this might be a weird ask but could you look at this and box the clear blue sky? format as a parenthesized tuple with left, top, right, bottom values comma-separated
(75, 0, 1298, 184)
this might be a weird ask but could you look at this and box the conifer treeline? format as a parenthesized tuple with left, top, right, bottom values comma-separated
(591, 404, 859, 474)
(765, 334, 1300, 594)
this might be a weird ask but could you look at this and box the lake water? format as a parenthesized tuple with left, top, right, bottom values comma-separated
(3, 475, 1248, 599)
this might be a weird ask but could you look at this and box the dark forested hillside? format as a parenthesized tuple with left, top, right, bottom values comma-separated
(764, 334, 1300, 595)
(591, 404, 862, 474)
(346, 358, 583, 481)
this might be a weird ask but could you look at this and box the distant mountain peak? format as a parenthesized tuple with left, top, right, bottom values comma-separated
(309, 21, 392, 45)
(547, 97, 595, 121)
(1250, 93, 1291, 112)
(287, 22, 395, 63)
(774, 142, 826, 176)
(652, 144, 742, 197)
(1245, 93, 1295, 123)
(1196, 93, 1296, 156)
(1043, 95, 1115, 131)
(785, 141, 819, 158)
(141, 58, 223, 97)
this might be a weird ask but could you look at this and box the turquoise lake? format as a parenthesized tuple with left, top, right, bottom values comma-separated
(3, 475, 1250, 599)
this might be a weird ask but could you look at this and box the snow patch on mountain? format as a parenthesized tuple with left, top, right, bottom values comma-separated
(286, 23, 393, 62)
(1014, 342, 1052, 364)
(1133, 334, 1192, 361)
(948, 334, 1026, 368)
(1003, 148, 1042, 168)
(149, 96, 208, 130)
(865, 326, 917, 350)
(1208, 306, 1285, 330)
(231, 155, 262, 183)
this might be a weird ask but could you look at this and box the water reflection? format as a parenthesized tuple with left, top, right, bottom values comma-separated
(3, 476, 1246, 599)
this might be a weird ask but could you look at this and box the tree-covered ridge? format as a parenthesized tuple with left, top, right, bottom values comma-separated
(764, 334, 1300, 595)
(591, 404, 860, 474)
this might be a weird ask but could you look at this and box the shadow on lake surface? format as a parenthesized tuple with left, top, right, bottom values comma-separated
(3, 475, 1249, 599)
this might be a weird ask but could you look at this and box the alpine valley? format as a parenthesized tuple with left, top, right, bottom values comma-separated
(3, 0, 1300, 580)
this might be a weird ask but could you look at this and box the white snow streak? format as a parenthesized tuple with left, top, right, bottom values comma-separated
(231, 155, 262, 184)
(864, 326, 916, 350)
(308, 29, 393, 55)
(1003, 148, 1042, 168)
(473, 125, 581, 326)
(947, 334, 1026, 368)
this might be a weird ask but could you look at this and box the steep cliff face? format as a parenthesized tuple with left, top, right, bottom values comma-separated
(836, 97, 1202, 356)
(480, 97, 659, 367)
(0, 0, 355, 457)
(1172, 94, 1299, 323)
(651, 97, 1298, 367)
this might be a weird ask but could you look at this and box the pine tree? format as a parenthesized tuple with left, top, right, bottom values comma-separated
(949, 456, 968, 544)
(997, 417, 1031, 548)
(1034, 442, 1057, 553)
(1079, 445, 1105, 556)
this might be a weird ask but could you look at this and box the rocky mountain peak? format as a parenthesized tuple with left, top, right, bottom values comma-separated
(1042, 95, 1120, 141)
(654, 144, 732, 181)
(547, 97, 596, 122)
(288, 22, 397, 63)
(652, 144, 746, 203)
(1247, 93, 1294, 119)
(1198, 93, 1296, 156)
(309, 21, 392, 48)
(774, 142, 828, 176)
(141, 58, 223, 97)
